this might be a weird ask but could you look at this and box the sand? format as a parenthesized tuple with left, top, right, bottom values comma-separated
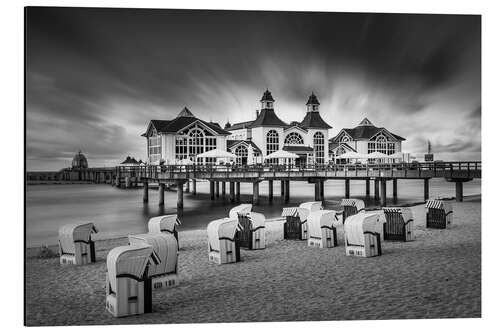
(25, 199, 481, 326)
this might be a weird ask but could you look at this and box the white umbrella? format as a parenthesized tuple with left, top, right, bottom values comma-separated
(338, 151, 364, 159)
(196, 149, 237, 159)
(178, 159, 194, 165)
(367, 151, 388, 159)
(388, 152, 403, 158)
(264, 150, 299, 160)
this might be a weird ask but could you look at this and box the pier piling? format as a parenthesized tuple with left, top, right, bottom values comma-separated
(281, 180, 285, 197)
(365, 179, 370, 197)
(177, 182, 184, 209)
(320, 180, 325, 201)
(215, 181, 220, 198)
(345, 179, 350, 198)
(374, 179, 380, 201)
(222, 181, 226, 198)
(230, 182, 235, 203)
(143, 181, 149, 203)
(158, 183, 165, 206)
(455, 181, 463, 202)
(210, 181, 215, 200)
(236, 182, 241, 202)
(424, 178, 430, 202)
(185, 179, 190, 193)
(393, 179, 398, 201)
(268, 180, 273, 203)
(380, 179, 387, 207)
(314, 182, 320, 201)
(285, 180, 290, 203)
(253, 182, 260, 205)
(192, 179, 196, 195)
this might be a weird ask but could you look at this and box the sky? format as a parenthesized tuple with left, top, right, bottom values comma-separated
(26, 7, 481, 171)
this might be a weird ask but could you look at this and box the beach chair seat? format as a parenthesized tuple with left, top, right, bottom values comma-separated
(105, 245, 161, 317)
(128, 233, 179, 289)
(148, 214, 181, 248)
(340, 199, 366, 223)
(207, 218, 242, 264)
(282, 207, 309, 240)
(58, 222, 98, 265)
(344, 213, 382, 257)
(307, 210, 339, 248)
(426, 199, 453, 229)
(382, 207, 415, 241)
(236, 212, 266, 250)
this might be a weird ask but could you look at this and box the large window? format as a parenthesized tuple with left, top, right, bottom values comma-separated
(235, 145, 248, 165)
(148, 135, 161, 163)
(174, 124, 217, 163)
(284, 132, 304, 145)
(266, 130, 279, 164)
(313, 132, 325, 164)
(368, 132, 395, 155)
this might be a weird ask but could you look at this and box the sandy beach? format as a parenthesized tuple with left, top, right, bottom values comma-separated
(25, 198, 481, 326)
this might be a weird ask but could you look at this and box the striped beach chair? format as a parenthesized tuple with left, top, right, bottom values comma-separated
(148, 215, 181, 246)
(207, 218, 243, 264)
(344, 213, 382, 257)
(58, 222, 98, 265)
(307, 210, 339, 248)
(382, 207, 415, 241)
(235, 212, 266, 250)
(282, 207, 309, 240)
(105, 245, 161, 317)
(340, 199, 365, 223)
(426, 199, 453, 229)
(128, 233, 179, 289)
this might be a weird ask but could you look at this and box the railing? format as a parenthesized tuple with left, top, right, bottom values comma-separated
(114, 161, 481, 180)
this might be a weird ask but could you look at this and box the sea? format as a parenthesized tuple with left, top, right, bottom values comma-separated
(26, 178, 481, 247)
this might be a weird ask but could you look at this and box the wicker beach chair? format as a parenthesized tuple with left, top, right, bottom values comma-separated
(148, 214, 181, 243)
(235, 212, 266, 250)
(382, 207, 415, 241)
(340, 199, 366, 223)
(344, 213, 382, 257)
(307, 210, 339, 248)
(128, 233, 179, 289)
(207, 218, 242, 264)
(229, 204, 253, 219)
(299, 201, 323, 213)
(426, 199, 453, 229)
(282, 207, 309, 240)
(58, 222, 98, 265)
(105, 245, 161, 317)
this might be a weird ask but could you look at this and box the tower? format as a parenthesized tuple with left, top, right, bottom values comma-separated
(306, 92, 320, 112)
(260, 89, 275, 110)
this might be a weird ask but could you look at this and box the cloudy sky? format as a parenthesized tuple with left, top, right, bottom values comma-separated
(26, 7, 481, 171)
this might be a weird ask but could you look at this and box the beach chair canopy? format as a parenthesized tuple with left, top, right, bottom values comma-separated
(58, 222, 98, 254)
(106, 245, 161, 292)
(281, 207, 309, 222)
(229, 204, 253, 219)
(299, 201, 323, 212)
(425, 199, 446, 210)
(382, 207, 413, 223)
(344, 213, 381, 246)
(128, 233, 178, 277)
(340, 198, 365, 212)
(307, 210, 337, 237)
(246, 212, 266, 229)
(207, 218, 241, 251)
(148, 215, 181, 234)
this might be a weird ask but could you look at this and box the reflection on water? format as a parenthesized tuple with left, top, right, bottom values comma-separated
(26, 178, 481, 247)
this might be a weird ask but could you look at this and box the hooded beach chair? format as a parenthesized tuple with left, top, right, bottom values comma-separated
(382, 207, 415, 241)
(344, 213, 382, 257)
(148, 214, 181, 242)
(307, 210, 339, 248)
(299, 201, 323, 213)
(128, 233, 179, 289)
(426, 199, 453, 229)
(58, 222, 98, 265)
(235, 212, 266, 250)
(340, 198, 366, 223)
(282, 207, 309, 240)
(105, 245, 161, 317)
(228, 204, 253, 219)
(207, 218, 242, 264)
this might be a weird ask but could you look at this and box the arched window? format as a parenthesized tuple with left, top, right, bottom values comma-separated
(188, 128, 204, 157)
(235, 145, 248, 165)
(313, 132, 325, 164)
(341, 134, 350, 142)
(266, 130, 280, 164)
(175, 124, 216, 163)
(284, 132, 304, 145)
(368, 132, 395, 155)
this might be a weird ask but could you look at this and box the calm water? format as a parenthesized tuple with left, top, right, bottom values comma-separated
(26, 178, 481, 247)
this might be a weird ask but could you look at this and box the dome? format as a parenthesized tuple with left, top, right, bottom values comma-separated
(72, 151, 88, 169)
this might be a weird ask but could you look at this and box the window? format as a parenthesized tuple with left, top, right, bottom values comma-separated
(175, 137, 188, 161)
(266, 130, 279, 164)
(174, 124, 216, 163)
(148, 135, 161, 163)
(284, 132, 304, 145)
(368, 132, 395, 155)
(341, 134, 351, 142)
(235, 145, 248, 165)
(313, 132, 325, 164)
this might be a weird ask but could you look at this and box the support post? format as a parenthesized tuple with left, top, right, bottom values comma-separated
(215, 181, 220, 198)
(158, 183, 165, 206)
(424, 178, 430, 202)
(268, 180, 273, 203)
(393, 179, 398, 200)
(285, 180, 290, 203)
(455, 181, 463, 202)
(192, 179, 197, 195)
(177, 182, 184, 209)
(185, 179, 190, 193)
(253, 181, 260, 205)
(374, 179, 380, 201)
(230, 182, 235, 203)
(345, 179, 350, 198)
(281, 180, 285, 197)
(380, 179, 387, 207)
(320, 180, 325, 201)
(143, 181, 149, 203)
(365, 179, 370, 197)
(314, 182, 320, 201)
(236, 182, 241, 202)
(210, 181, 215, 200)
(222, 181, 226, 198)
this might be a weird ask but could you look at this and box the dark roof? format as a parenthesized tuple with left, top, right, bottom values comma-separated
(224, 121, 231, 129)
(177, 107, 195, 117)
(285, 121, 307, 131)
(283, 145, 313, 152)
(147, 117, 230, 136)
(225, 120, 254, 131)
(227, 140, 262, 154)
(300, 112, 332, 129)
(260, 89, 275, 102)
(209, 121, 222, 128)
(331, 121, 405, 142)
(121, 156, 139, 164)
(249, 109, 288, 128)
(306, 93, 320, 105)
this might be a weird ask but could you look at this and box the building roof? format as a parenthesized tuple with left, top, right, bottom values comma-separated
(306, 92, 320, 105)
(225, 120, 254, 131)
(121, 156, 139, 165)
(300, 111, 332, 129)
(71, 151, 88, 169)
(283, 145, 314, 153)
(177, 107, 195, 117)
(260, 89, 275, 102)
(144, 112, 231, 136)
(249, 109, 288, 128)
(331, 118, 405, 142)
(227, 140, 262, 154)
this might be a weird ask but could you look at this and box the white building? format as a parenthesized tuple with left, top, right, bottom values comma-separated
(329, 118, 405, 163)
(224, 90, 332, 165)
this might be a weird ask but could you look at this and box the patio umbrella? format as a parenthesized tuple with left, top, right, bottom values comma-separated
(264, 150, 299, 160)
(178, 159, 194, 165)
(196, 149, 237, 159)
(338, 151, 364, 159)
(367, 151, 388, 159)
